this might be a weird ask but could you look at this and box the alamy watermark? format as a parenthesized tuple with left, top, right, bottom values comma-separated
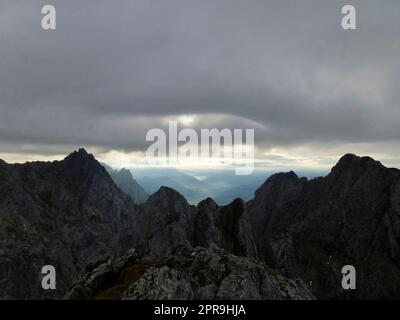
(41, 5, 56, 30)
(145, 121, 255, 175)
(41, 265, 56, 290)
(40, 4, 357, 31)
(341, 265, 356, 290)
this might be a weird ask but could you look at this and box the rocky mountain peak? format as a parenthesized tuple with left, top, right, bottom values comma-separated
(64, 148, 96, 164)
(247, 153, 400, 299)
(147, 186, 189, 207)
(0, 148, 140, 299)
(331, 153, 384, 174)
(273, 171, 301, 184)
(226, 198, 246, 211)
(252, 171, 304, 202)
(197, 197, 218, 210)
(60, 148, 109, 182)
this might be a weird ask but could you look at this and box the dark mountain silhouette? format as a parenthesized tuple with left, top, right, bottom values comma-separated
(248, 154, 400, 299)
(0, 149, 399, 299)
(0, 149, 139, 299)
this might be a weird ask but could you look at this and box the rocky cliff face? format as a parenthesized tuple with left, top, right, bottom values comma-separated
(248, 154, 400, 299)
(135, 188, 259, 260)
(135, 187, 197, 257)
(194, 198, 259, 259)
(0, 149, 139, 299)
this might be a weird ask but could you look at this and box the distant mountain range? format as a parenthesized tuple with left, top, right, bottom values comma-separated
(0, 149, 399, 299)
(130, 166, 324, 205)
(102, 164, 149, 204)
(101, 161, 324, 206)
(131, 167, 210, 204)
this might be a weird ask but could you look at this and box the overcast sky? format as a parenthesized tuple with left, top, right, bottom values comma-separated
(0, 0, 399, 169)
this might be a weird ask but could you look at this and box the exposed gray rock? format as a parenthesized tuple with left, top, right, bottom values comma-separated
(66, 245, 314, 300)
(123, 266, 194, 300)
(65, 249, 137, 299)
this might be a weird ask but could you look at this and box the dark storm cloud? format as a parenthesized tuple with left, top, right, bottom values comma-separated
(0, 0, 399, 155)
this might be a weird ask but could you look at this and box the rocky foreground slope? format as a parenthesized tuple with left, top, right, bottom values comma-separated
(66, 245, 313, 300)
(0, 149, 399, 299)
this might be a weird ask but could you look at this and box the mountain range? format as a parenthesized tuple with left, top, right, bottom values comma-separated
(131, 167, 274, 205)
(102, 164, 149, 204)
(131, 167, 325, 205)
(0, 149, 399, 299)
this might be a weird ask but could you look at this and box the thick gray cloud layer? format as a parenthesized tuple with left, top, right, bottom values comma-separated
(0, 0, 399, 161)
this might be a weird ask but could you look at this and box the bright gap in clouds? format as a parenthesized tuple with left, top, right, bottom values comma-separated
(1, 109, 400, 172)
